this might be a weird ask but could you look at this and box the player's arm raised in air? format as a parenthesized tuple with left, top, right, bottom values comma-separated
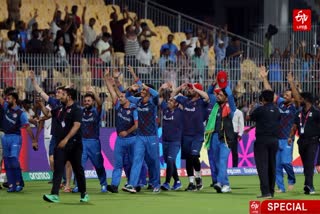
(30, 71, 50, 102)
(260, 66, 277, 102)
(287, 72, 302, 107)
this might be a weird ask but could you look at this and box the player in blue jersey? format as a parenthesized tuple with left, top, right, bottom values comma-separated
(122, 66, 160, 193)
(104, 70, 138, 193)
(0, 92, 38, 192)
(261, 68, 300, 193)
(31, 71, 73, 192)
(172, 82, 210, 191)
(206, 71, 236, 193)
(72, 87, 107, 193)
(159, 83, 183, 191)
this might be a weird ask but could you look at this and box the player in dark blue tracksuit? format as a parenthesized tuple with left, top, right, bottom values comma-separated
(31, 72, 72, 190)
(0, 92, 38, 192)
(72, 91, 107, 193)
(160, 90, 183, 191)
(104, 73, 139, 193)
(122, 66, 160, 193)
(173, 83, 210, 191)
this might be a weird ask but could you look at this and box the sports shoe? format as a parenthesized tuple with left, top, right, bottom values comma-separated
(153, 187, 161, 193)
(72, 186, 79, 193)
(135, 186, 141, 193)
(122, 185, 136, 193)
(2, 182, 9, 188)
(172, 181, 182, 190)
(43, 194, 60, 203)
(257, 194, 272, 199)
(101, 185, 107, 193)
(275, 189, 285, 193)
(160, 183, 171, 191)
(107, 185, 118, 193)
(195, 177, 203, 190)
(214, 183, 222, 193)
(221, 185, 232, 193)
(185, 182, 196, 191)
(304, 185, 316, 195)
(80, 193, 89, 202)
(7, 187, 15, 193)
(15, 185, 23, 192)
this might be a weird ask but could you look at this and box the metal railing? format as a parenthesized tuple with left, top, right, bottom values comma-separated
(105, 0, 264, 58)
(252, 24, 319, 56)
(1, 54, 320, 127)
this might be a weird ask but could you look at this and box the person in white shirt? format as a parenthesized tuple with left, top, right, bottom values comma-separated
(5, 30, 20, 62)
(82, 5, 96, 55)
(231, 97, 244, 167)
(136, 40, 153, 78)
(183, 29, 198, 58)
(96, 32, 112, 65)
(55, 36, 68, 70)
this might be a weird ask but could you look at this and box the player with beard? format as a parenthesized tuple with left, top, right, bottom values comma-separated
(172, 82, 209, 191)
(289, 92, 320, 195)
(72, 87, 107, 193)
(31, 71, 73, 192)
(205, 71, 236, 193)
(260, 68, 300, 193)
(0, 92, 38, 192)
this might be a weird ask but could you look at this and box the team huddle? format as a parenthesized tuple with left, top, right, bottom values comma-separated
(0, 65, 319, 203)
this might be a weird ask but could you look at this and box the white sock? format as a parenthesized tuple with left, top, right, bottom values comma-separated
(188, 176, 194, 183)
(195, 171, 201, 178)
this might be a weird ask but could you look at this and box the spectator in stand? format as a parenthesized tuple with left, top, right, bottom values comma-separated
(54, 36, 68, 71)
(183, 29, 198, 58)
(226, 37, 243, 59)
(41, 29, 55, 54)
(191, 47, 206, 85)
(110, 6, 129, 53)
(5, 30, 20, 62)
(268, 54, 283, 94)
(177, 41, 190, 83)
(160, 34, 178, 62)
(163, 61, 177, 88)
(124, 20, 140, 66)
(16, 21, 28, 54)
(5, 0, 22, 29)
(159, 48, 173, 72)
(27, 10, 41, 41)
(138, 22, 157, 43)
(136, 40, 153, 80)
(214, 25, 228, 73)
(63, 6, 78, 54)
(201, 39, 210, 75)
(50, 2, 62, 41)
(82, 5, 96, 55)
(96, 32, 112, 66)
(27, 30, 42, 54)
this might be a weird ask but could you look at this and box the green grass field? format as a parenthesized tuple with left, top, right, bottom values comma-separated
(0, 175, 319, 214)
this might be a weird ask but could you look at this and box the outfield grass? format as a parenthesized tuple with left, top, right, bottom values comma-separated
(0, 175, 319, 214)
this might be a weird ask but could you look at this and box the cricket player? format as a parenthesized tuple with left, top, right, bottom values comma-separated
(0, 92, 38, 192)
(72, 88, 107, 193)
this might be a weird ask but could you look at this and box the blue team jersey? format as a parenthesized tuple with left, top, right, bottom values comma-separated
(48, 97, 62, 136)
(115, 100, 138, 138)
(276, 97, 297, 139)
(126, 81, 159, 136)
(175, 96, 209, 136)
(0, 103, 29, 135)
(81, 106, 100, 139)
(161, 101, 183, 142)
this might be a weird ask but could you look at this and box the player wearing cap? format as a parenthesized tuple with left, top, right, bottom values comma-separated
(173, 82, 209, 191)
(159, 83, 183, 191)
(205, 71, 236, 193)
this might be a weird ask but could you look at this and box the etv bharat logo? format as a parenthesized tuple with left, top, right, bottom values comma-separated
(250, 201, 261, 214)
(293, 9, 311, 31)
